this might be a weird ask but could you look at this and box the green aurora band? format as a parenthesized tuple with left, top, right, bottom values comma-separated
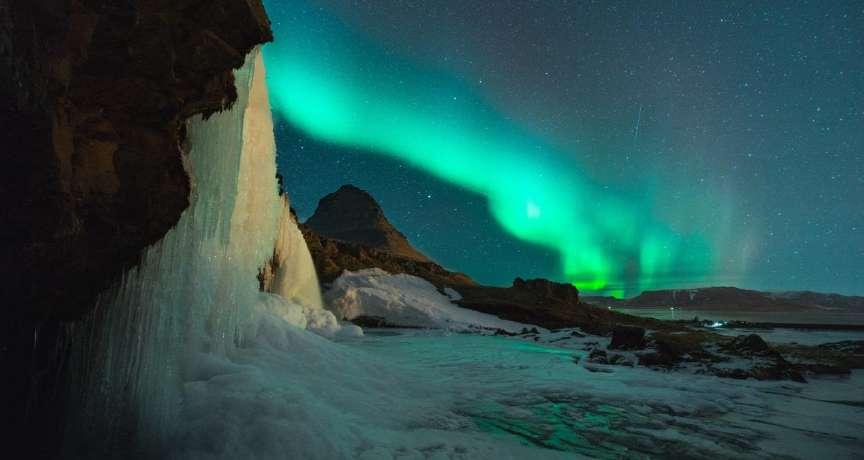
(262, 1, 712, 297)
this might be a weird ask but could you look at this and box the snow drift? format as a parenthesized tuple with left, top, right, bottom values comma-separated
(325, 268, 533, 332)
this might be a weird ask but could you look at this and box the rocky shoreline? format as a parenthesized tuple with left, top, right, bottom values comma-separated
(447, 322, 864, 383)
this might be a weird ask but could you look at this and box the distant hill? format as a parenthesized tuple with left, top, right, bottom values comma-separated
(584, 287, 864, 312)
(301, 185, 474, 288)
(305, 185, 430, 262)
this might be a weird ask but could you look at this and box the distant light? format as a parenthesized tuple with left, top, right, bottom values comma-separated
(708, 321, 726, 328)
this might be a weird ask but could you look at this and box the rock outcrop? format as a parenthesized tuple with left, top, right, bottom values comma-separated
(305, 185, 431, 262)
(455, 278, 657, 335)
(512, 277, 580, 305)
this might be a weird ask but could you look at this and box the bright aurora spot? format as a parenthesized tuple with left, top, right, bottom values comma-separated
(261, 0, 714, 296)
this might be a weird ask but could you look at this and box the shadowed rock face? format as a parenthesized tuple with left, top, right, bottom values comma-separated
(0, 0, 271, 321)
(305, 185, 431, 262)
(0, 1, 271, 455)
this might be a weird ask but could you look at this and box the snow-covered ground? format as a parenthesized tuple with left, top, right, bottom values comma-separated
(324, 268, 536, 333)
(174, 313, 864, 459)
(338, 329, 864, 459)
(175, 311, 577, 459)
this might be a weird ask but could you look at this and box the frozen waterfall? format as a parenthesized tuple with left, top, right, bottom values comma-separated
(63, 47, 343, 456)
(264, 197, 324, 310)
(259, 196, 352, 337)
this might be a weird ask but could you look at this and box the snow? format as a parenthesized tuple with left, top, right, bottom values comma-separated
(340, 329, 864, 459)
(324, 268, 535, 332)
(175, 313, 577, 459)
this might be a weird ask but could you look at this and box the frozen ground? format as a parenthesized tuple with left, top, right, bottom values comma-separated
(338, 329, 864, 459)
(172, 314, 864, 459)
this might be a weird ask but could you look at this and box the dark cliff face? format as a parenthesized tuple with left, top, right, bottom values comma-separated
(0, 0, 271, 320)
(305, 185, 432, 262)
(0, 1, 271, 454)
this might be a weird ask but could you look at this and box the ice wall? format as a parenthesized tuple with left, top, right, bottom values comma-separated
(62, 48, 329, 456)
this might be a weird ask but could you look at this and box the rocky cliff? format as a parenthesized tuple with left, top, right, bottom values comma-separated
(0, 1, 272, 454)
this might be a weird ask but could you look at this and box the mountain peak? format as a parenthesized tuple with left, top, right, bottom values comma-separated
(304, 185, 430, 262)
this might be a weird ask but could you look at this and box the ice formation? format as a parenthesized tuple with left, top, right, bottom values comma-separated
(259, 196, 355, 337)
(61, 48, 348, 455)
(268, 197, 324, 309)
(325, 268, 533, 332)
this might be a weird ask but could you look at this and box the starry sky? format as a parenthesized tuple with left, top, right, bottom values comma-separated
(264, 0, 863, 296)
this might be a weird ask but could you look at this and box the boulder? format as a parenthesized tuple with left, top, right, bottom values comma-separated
(609, 325, 646, 350)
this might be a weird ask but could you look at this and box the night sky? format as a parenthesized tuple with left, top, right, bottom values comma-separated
(264, 0, 863, 296)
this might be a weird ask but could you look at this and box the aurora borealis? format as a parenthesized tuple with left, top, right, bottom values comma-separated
(263, 0, 864, 296)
